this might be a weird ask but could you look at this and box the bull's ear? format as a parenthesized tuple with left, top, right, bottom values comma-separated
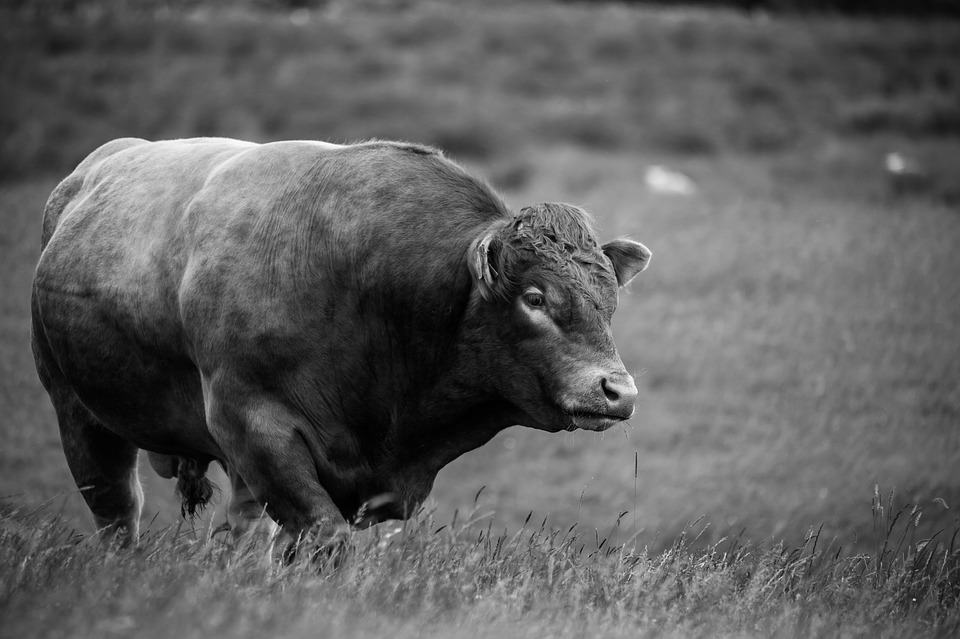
(603, 239, 651, 287)
(467, 225, 503, 302)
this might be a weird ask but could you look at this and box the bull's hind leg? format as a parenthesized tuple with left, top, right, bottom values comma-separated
(32, 312, 143, 544)
(49, 388, 143, 544)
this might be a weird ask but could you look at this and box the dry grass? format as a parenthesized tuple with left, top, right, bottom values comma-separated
(1, 493, 958, 639)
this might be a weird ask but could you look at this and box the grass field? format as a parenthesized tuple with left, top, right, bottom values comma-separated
(2, 0, 959, 635)
(2, 493, 959, 638)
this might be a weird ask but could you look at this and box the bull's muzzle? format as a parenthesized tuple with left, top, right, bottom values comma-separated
(599, 373, 638, 420)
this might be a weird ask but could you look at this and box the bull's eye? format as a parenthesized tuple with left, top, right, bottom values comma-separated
(523, 291, 545, 308)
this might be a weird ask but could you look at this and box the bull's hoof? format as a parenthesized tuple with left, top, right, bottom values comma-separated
(281, 525, 352, 569)
(209, 518, 281, 567)
(354, 492, 398, 528)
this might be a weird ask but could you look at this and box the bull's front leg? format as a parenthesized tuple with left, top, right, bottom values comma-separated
(225, 465, 279, 544)
(205, 386, 349, 560)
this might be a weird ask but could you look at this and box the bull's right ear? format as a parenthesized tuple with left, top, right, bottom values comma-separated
(468, 225, 503, 302)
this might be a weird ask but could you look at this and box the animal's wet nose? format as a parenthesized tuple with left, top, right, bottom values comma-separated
(600, 375, 637, 419)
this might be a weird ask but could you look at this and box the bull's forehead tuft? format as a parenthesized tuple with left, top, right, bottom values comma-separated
(505, 203, 617, 312)
(512, 203, 599, 256)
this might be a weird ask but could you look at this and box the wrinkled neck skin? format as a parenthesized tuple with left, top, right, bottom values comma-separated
(373, 290, 531, 509)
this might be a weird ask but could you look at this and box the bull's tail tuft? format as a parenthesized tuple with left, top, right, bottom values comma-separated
(174, 457, 218, 519)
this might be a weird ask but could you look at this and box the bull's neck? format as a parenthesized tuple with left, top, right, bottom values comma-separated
(392, 385, 520, 476)
(393, 302, 528, 474)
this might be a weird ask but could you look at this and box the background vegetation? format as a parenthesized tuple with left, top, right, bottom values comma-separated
(1, 0, 959, 635)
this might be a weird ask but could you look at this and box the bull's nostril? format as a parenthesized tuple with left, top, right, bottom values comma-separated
(601, 378, 620, 402)
(599, 374, 638, 418)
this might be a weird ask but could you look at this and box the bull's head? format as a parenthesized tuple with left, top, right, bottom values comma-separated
(467, 202, 650, 432)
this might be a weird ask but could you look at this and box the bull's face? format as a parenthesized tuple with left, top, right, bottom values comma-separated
(468, 203, 651, 432)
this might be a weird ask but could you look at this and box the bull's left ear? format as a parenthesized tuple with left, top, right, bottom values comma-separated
(467, 223, 505, 302)
(602, 239, 652, 287)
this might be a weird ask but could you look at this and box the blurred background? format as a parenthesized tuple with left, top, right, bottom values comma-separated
(1, 0, 958, 552)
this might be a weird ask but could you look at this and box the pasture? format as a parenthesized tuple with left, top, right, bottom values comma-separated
(1, 0, 959, 635)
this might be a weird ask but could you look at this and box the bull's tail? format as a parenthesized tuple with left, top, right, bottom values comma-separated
(174, 457, 218, 519)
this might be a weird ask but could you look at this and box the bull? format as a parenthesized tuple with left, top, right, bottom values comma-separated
(30, 138, 651, 548)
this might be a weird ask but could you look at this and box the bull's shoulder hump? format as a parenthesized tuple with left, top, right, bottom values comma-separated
(206, 139, 460, 196)
(255, 139, 439, 156)
(258, 139, 347, 153)
(236, 139, 444, 170)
